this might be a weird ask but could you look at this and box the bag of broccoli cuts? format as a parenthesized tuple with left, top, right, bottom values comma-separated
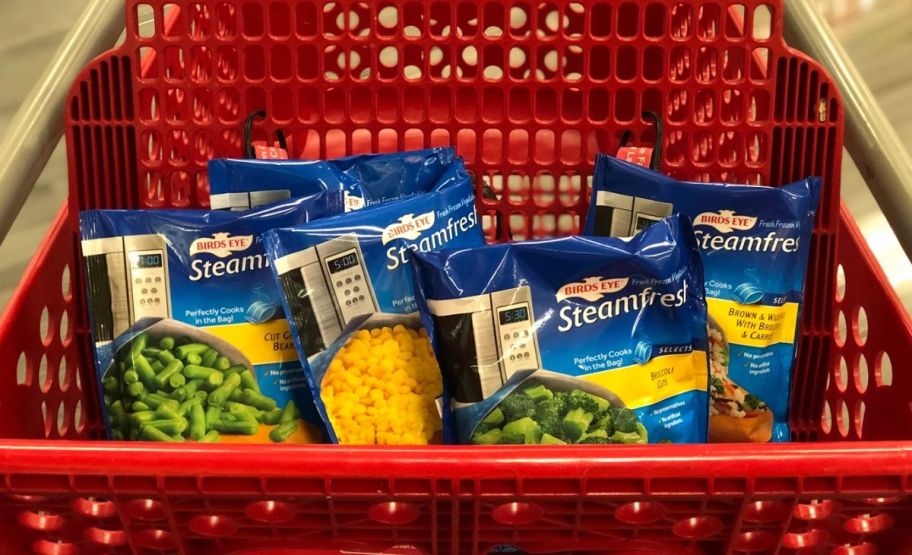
(585, 155, 822, 443)
(209, 148, 463, 213)
(411, 215, 710, 445)
(263, 174, 484, 445)
(80, 193, 343, 443)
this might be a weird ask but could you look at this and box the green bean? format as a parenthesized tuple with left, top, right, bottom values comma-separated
(242, 389, 278, 411)
(157, 349, 176, 365)
(143, 394, 178, 411)
(212, 419, 257, 435)
(186, 353, 202, 366)
(226, 401, 263, 420)
(110, 400, 127, 427)
(123, 370, 139, 385)
(142, 347, 161, 358)
(200, 430, 220, 443)
(171, 378, 201, 401)
(132, 401, 151, 412)
(205, 405, 221, 428)
(201, 348, 219, 369)
(133, 355, 158, 389)
(213, 356, 231, 371)
(128, 411, 158, 427)
(183, 364, 221, 381)
(280, 400, 297, 424)
(142, 418, 188, 436)
(177, 398, 197, 417)
(155, 404, 182, 420)
(103, 375, 119, 396)
(168, 373, 186, 389)
(208, 373, 241, 407)
(269, 421, 297, 443)
(159, 336, 175, 350)
(129, 332, 149, 359)
(141, 425, 173, 442)
(260, 409, 283, 425)
(228, 389, 243, 403)
(150, 360, 164, 373)
(126, 381, 144, 398)
(175, 343, 210, 359)
(220, 412, 238, 422)
(194, 390, 209, 403)
(239, 370, 259, 393)
(189, 402, 206, 440)
(155, 359, 184, 388)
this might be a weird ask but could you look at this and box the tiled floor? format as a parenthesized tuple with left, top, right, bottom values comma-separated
(0, 0, 909, 314)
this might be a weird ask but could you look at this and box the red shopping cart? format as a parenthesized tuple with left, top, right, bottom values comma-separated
(1, 1, 911, 554)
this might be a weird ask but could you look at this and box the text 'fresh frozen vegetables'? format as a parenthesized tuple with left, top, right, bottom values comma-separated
(263, 169, 484, 445)
(208, 148, 464, 213)
(585, 155, 821, 443)
(80, 193, 343, 444)
(411, 215, 711, 445)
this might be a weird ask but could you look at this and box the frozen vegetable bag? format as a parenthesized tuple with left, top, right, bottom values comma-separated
(412, 216, 710, 445)
(585, 155, 821, 443)
(80, 194, 342, 443)
(263, 172, 485, 445)
(209, 148, 463, 212)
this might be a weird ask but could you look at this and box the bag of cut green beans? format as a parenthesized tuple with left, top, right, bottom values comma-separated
(80, 195, 339, 443)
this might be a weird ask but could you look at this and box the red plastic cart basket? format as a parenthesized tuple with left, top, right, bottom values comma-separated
(1, 1, 911, 553)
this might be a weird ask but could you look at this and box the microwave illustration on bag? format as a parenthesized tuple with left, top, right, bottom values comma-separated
(274, 234, 380, 359)
(210, 190, 292, 211)
(427, 286, 542, 404)
(593, 191, 674, 237)
(82, 234, 172, 344)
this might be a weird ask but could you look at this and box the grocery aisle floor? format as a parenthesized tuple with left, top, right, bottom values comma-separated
(0, 0, 909, 313)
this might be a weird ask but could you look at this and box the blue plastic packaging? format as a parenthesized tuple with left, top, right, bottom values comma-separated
(208, 148, 464, 213)
(80, 193, 342, 443)
(412, 215, 710, 445)
(263, 172, 484, 444)
(585, 155, 821, 443)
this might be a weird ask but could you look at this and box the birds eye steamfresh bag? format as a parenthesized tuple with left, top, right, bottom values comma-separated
(411, 215, 710, 445)
(80, 193, 342, 443)
(585, 155, 821, 443)
(264, 169, 485, 445)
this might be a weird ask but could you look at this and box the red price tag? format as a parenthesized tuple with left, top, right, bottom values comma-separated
(254, 144, 289, 160)
(617, 147, 653, 168)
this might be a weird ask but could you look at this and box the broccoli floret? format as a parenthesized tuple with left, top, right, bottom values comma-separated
(744, 394, 764, 411)
(534, 400, 564, 437)
(540, 433, 567, 445)
(590, 414, 615, 436)
(610, 430, 647, 445)
(482, 407, 505, 426)
(499, 393, 535, 422)
(498, 432, 526, 444)
(579, 435, 610, 444)
(711, 376, 725, 395)
(565, 390, 601, 413)
(561, 407, 594, 442)
(578, 429, 610, 444)
(609, 407, 639, 434)
(522, 383, 554, 403)
(503, 417, 543, 444)
(610, 423, 648, 445)
(472, 428, 503, 445)
(473, 421, 495, 436)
